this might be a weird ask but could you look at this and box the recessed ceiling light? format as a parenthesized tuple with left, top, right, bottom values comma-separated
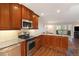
(41, 13, 44, 16)
(57, 9, 60, 13)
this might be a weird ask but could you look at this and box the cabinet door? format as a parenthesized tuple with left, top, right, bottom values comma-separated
(20, 41, 27, 56)
(22, 5, 30, 20)
(35, 37, 41, 50)
(45, 36, 50, 48)
(55, 36, 61, 50)
(0, 4, 10, 30)
(32, 14, 38, 29)
(10, 3, 22, 29)
(61, 37, 68, 50)
(41, 35, 51, 48)
(61, 37, 68, 55)
(41, 35, 46, 47)
(30, 12, 38, 29)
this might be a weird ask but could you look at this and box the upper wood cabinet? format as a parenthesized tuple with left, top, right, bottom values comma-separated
(0, 4, 11, 30)
(30, 12, 39, 29)
(22, 5, 30, 20)
(10, 3, 22, 29)
(0, 3, 22, 30)
(22, 5, 39, 29)
(0, 3, 39, 30)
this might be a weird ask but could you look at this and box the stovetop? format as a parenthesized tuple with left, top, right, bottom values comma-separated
(18, 35, 35, 41)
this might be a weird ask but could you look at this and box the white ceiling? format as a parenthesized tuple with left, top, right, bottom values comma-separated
(22, 3, 79, 24)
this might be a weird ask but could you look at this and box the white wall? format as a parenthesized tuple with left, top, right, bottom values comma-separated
(0, 30, 19, 43)
(43, 24, 56, 34)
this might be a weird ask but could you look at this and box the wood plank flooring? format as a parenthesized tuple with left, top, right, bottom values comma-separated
(68, 39, 79, 56)
(33, 47, 66, 56)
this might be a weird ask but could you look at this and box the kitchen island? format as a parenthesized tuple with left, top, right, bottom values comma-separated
(33, 34, 68, 56)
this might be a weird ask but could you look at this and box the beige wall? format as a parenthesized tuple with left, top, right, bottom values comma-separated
(0, 30, 19, 43)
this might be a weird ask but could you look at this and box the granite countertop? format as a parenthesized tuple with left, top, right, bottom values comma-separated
(0, 39, 25, 50)
(42, 33, 69, 37)
(0, 34, 41, 50)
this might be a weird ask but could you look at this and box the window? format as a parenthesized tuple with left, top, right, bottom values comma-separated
(56, 25, 71, 35)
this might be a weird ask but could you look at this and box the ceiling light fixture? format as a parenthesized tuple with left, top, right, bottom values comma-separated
(57, 9, 60, 13)
(41, 13, 44, 16)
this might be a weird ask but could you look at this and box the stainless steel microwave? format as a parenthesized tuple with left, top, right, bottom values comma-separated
(22, 19, 32, 29)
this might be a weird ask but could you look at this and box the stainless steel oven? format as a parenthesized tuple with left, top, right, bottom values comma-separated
(27, 39, 36, 56)
(22, 19, 32, 29)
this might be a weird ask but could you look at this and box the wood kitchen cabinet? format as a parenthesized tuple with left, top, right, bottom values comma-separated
(41, 35, 51, 48)
(41, 35, 68, 52)
(30, 11, 39, 29)
(32, 14, 39, 29)
(35, 36, 41, 50)
(22, 5, 39, 29)
(10, 3, 22, 29)
(0, 3, 39, 30)
(22, 5, 30, 20)
(20, 41, 27, 56)
(0, 3, 22, 30)
(61, 37, 68, 50)
(0, 4, 10, 30)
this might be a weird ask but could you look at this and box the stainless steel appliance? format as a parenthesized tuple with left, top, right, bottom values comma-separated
(22, 19, 32, 29)
(18, 30, 36, 56)
(27, 39, 36, 56)
(18, 31, 30, 39)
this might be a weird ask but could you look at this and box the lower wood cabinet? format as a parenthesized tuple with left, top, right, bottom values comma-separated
(41, 35, 68, 54)
(20, 41, 27, 56)
(35, 36, 42, 51)
(41, 35, 52, 48)
(20, 35, 68, 56)
(61, 37, 68, 50)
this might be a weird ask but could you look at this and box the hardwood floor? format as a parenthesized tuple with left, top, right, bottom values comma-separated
(68, 38, 79, 56)
(33, 47, 66, 56)
(32, 38, 79, 56)
(32, 36, 79, 56)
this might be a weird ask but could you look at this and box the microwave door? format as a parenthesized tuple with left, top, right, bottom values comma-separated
(23, 22, 29, 29)
(23, 22, 32, 29)
(28, 23, 32, 29)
